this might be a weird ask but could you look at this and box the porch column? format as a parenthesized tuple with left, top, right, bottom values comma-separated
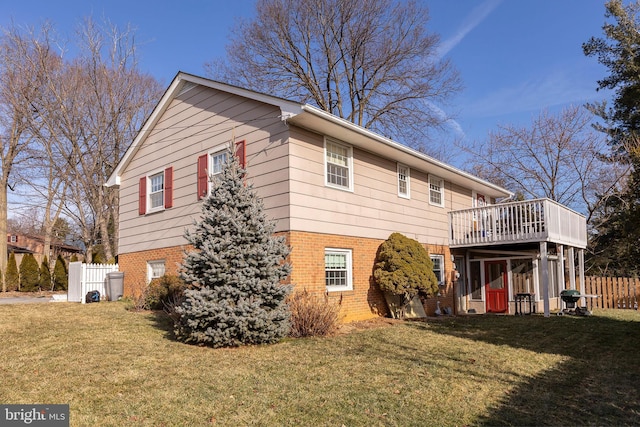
(568, 247, 576, 290)
(557, 244, 565, 293)
(579, 248, 586, 306)
(540, 241, 550, 317)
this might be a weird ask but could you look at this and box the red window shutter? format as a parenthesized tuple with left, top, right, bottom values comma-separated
(7, 236, 10, 243)
(138, 177, 146, 215)
(164, 167, 173, 209)
(197, 154, 208, 200)
(235, 140, 246, 168)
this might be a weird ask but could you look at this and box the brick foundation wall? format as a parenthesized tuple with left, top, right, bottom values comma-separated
(118, 232, 455, 322)
(119, 245, 189, 299)
(286, 231, 455, 322)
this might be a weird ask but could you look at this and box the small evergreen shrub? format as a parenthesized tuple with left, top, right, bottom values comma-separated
(144, 274, 188, 310)
(287, 289, 341, 337)
(53, 255, 68, 291)
(19, 254, 40, 292)
(5, 252, 19, 292)
(373, 232, 439, 318)
(39, 256, 52, 291)
(91, 252, 105, 264)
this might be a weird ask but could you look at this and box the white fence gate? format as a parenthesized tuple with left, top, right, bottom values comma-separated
(68, 262, 119, 303)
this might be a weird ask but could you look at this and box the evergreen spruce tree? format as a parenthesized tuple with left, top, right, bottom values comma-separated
(19, 254, 40, 292)
(53, 255, 68, 291)
(39, 256, 52, 291)
(5, 252, 19, 292)
(174, 153, 292, 347)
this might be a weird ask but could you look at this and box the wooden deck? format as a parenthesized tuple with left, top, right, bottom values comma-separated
(449, 198, 587, 249)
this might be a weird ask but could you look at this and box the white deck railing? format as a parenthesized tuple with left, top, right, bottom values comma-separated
(449, 198, 587, 249)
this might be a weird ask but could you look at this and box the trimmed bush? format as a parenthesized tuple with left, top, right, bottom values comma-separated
(53, 255, 68, 291)
(5, 252, 19, 292)
(373, 232, 439, 318)
(287, 289, 341, 337)
(19, 254, 40, 292)
(39, 256, 52, 291)
(145, 274, 188, 310)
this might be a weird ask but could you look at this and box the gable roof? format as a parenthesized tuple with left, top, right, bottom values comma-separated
(106, 72, 511, 199)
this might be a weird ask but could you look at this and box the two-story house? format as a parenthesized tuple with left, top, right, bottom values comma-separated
(7, 233, 83, 267)
(106, 72, 587, 321)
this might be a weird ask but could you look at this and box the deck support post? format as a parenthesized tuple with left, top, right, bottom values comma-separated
(557, 244, 565, 295)
(579, 248, 586, 306)
(540, 241, 550, 317)
(568, 247, 576, 290)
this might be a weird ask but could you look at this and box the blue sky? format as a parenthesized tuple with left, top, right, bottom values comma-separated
(1, 0, 612, 153)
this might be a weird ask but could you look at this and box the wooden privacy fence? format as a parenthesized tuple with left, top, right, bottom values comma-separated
(582, 276, 639, 311)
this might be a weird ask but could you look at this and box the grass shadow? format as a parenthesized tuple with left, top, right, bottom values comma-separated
(404, 312, 640, 426)
(147, 309, 178, 341)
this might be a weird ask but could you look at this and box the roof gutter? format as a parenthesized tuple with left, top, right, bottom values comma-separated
(299, 104, 513, 198)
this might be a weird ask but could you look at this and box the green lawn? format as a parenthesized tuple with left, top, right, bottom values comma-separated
(1, 302, 638, 426)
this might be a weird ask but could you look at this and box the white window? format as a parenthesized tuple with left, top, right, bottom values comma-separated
(325, 248, 353, 292)
(210, 150, 228, 176)
(325, 138, 353, 191)
(147, 260, 166, 282)
(429, 175, 444, 207)
(397, 164, 410, 198)
(148, 171, 165, 211)
(9, 235, 17, 243)
(431, 254, 445, 285)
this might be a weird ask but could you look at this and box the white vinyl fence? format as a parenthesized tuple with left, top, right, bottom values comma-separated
(68, 262, 119, 303)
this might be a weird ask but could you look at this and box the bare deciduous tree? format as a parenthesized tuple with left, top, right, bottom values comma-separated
(462, 106, 627, 222)
(206, 0, 461, 149)
(1, 18, 163, 271)
(54, 18, 164, 261)
(0, 23, 57, 290)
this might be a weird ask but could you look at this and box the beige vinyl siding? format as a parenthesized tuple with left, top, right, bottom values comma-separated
(287, 127, 453, 246)
(118, 85, 291, 254)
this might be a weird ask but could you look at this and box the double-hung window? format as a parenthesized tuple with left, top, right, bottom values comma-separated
(398, 164, 410, 198)
(325, 138, 353, 191)
(429, 175, 444, 207)
(139, 167, 173, 215)
(431, 254, 445, 285)
(210, 150, 228, 176)
(325, 248, 353, 292)
(149, 172, 165, 210)
(198, 141, 246, 200)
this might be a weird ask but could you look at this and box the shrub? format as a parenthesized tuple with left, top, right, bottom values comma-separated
(5, 252, 19, 292)
(19, 254, 40, 292)
(144, 274, 188, 310)
(373, 232, 439, 318)
(53, 255, 68, 291)
(39, 256, 52, 291)
(91, 252, 105, 264)
(287, 289, 341, 338)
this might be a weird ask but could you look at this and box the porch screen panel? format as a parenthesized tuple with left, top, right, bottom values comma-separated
(470, 261, 482, 299)
(512, 259, 534, 294)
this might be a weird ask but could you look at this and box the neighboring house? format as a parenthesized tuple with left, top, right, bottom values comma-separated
(106, 72, 587, 321)
(6, 233, 83, 266)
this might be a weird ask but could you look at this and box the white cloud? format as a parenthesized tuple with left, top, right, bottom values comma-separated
(436, 0, 503, 59)
(433, 0, 502, 141)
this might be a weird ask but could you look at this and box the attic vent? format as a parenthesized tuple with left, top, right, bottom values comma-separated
(178, 81, 197, 96)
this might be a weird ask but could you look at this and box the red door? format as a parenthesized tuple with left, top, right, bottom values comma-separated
(485, 261, 508, 313)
